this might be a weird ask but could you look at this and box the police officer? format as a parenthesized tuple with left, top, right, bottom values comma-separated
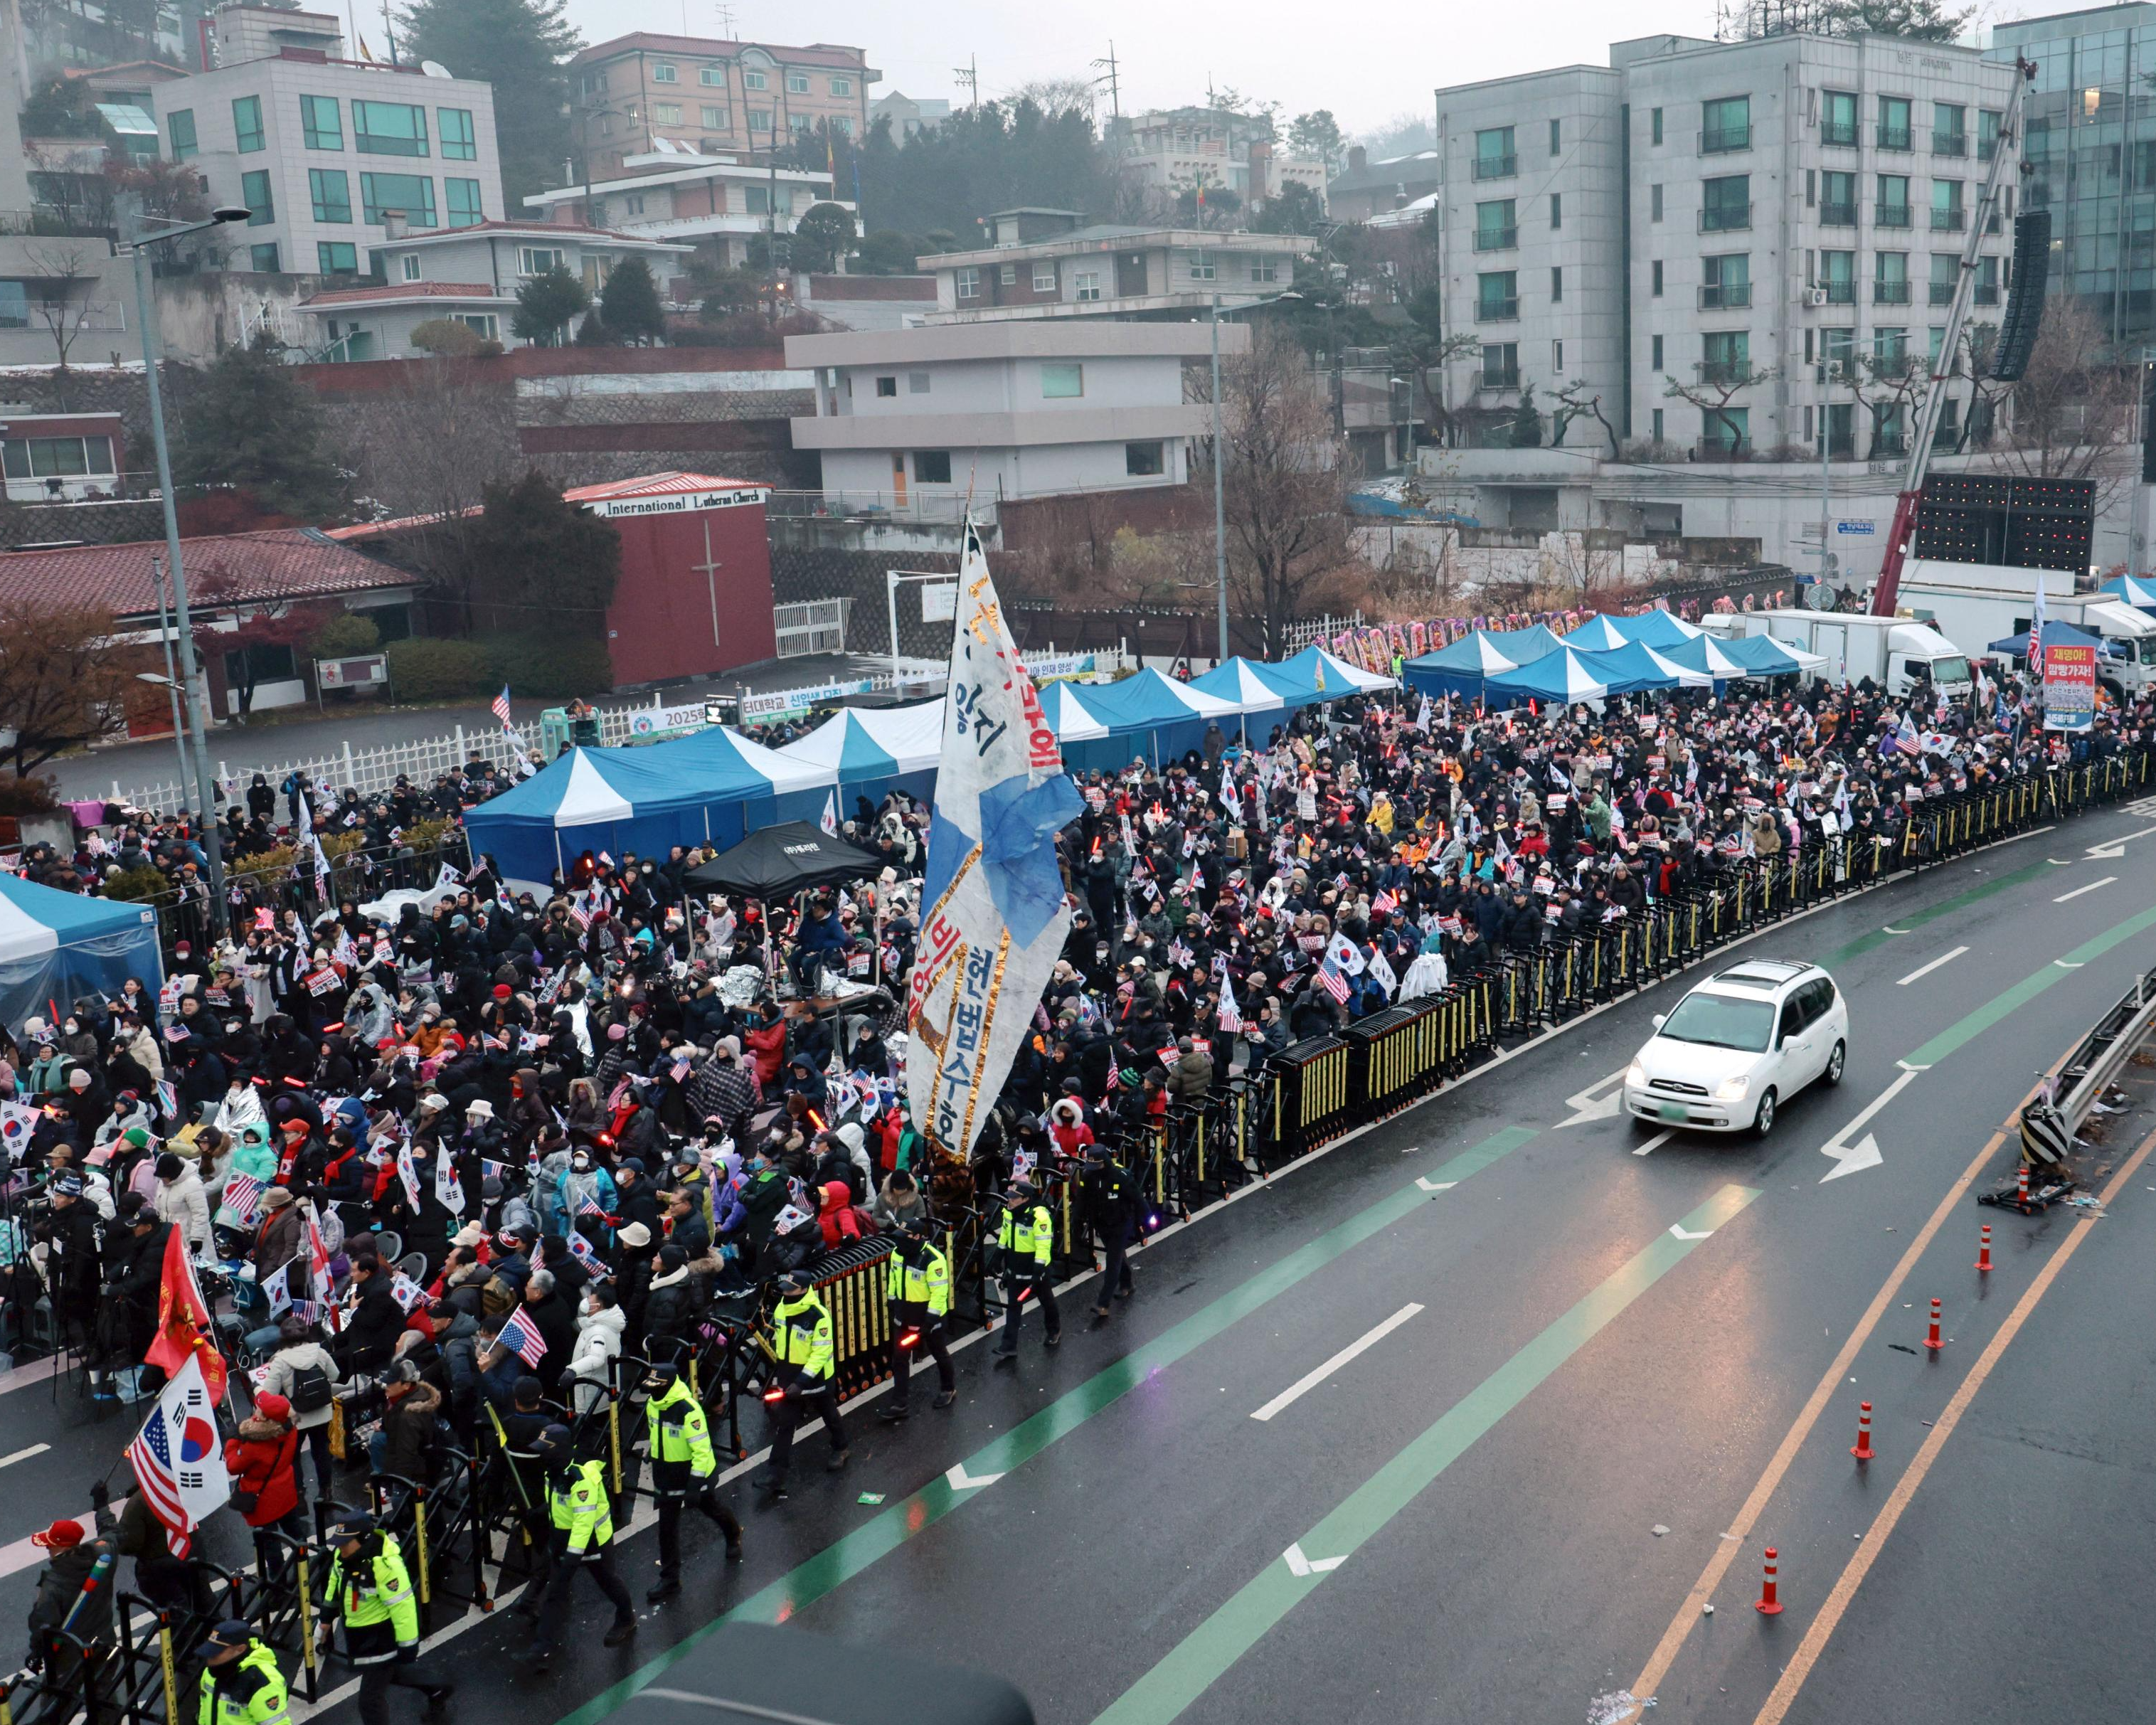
(524, 1424, 636, 1667)
(642, 1363, 742, 1599)
(322, 1513, 450, 1725)
(877, 1218, 955, 1423)
(198, 1620, 287, 1725)
(753, 1268, 847, 1498)
(991, 1180, 1060, 1363)
(1080, 1142, 1138, 1320)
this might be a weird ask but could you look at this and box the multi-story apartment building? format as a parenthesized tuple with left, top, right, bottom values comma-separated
(1111, 107, 1328, 213)
(524, 150, 846, 272)
(568, 33, 876, 181)
(148, 4, 504, 279)
(1434, 29, 2019, 465)
(1990, 2, 2156, 348)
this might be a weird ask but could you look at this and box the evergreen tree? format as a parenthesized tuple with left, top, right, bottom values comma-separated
(597, 257, 664, 344)
(171, 343, 349, 521)
(1509, 384, 1545, 449)
(398, 0, 579, 213)
(512, 265, 588, 346)
(1820, 0, 1972, 40)
(467, 470, 620, 625)
(789, 202, 858, 273)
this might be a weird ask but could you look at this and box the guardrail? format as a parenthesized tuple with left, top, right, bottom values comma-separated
(2049, 961, 2156, 1138)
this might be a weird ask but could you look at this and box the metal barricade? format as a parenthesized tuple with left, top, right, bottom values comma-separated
(1264, 1034, 1353, 1160)
(1341, 1001, 1446, 1118)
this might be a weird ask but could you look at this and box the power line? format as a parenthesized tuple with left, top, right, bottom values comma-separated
(953, 55, 979, 114)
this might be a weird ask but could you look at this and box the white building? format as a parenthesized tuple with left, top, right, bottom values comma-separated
(784, 321, 1248, 506)
(148, 4, 504, 279)
(1433, 29, 2020, 464)
(870, 91, 950, 143)
(522, 148, 849, 273)
(1112, 107, 1328, 214)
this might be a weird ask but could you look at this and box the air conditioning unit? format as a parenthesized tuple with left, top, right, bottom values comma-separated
(1807, 287, 1830, 307)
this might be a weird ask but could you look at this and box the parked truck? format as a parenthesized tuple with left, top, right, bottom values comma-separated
(1706, 608, 1974, 700)
(1894, 561, 2156, 703)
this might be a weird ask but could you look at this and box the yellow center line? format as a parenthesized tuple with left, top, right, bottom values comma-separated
(1751, 1119, 2156, 1724)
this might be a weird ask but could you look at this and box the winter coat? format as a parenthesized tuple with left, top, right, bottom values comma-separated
(374, 1381, 442, 1482)
(561, 1302, 625, 1416)
(222, 1416, 301, 1527)
(153, 1167, 212, 1257)
(255, 1339, 343, 1431)
(640, 1265, 698, 1360)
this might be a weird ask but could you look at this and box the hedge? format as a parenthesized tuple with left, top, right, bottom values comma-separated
(384, 637, 492, 701)
(383, 635, 612, 702)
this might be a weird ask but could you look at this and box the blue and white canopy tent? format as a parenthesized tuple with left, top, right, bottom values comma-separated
(1189, 657, 1290, 719)
(775, 701, 943, 812)
(1985, 619, 2115, 659)
(1608, 609, 1706, 649)
(2098, 573, 2156, 607)
(0, 874, 161, 1029)
(1484, 644, 1618, 706)
(1273, 644, 1398, 700)
(1400, 631, 1529, 697)
(1075, 668, 1248, 767)
(1561, 614, 1633, 653)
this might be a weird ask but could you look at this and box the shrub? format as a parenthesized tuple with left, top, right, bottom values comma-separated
(410, 318, 485, 358)
(96, 864, 171, 906)
(308, 611, 381, 659)
(384, 636, 491, 701)
(479, 634, 612, 699)
(0, 774, 61, 816)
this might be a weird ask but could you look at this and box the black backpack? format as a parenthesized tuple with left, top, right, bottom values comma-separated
(288, 1360, 332, 1415)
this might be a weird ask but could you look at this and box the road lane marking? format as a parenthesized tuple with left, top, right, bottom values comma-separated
(1557, 1070, 1628, 1128)
(1088, 1185, 1761, 1725)
(2084, 823, 2156, 859)
(1894, 945, 1968, 986)
(1751, 1123, 2156, 1725)
(0, 1358, 63, 1397)
(0, 1444, 50, 1470)
(2054, 876, 2117, 903)
(1820, 844, 2056, 967)
(1250, 1304, 1424, 1422)
(1632, 1130, 1674, 1157)
(1613, 1042, 2088, 1723)
(1414, 1177, 1456, 1191)
(1281, 1543, 1344, 1576)
(1817, 1066, 1923, 1183)
(945, 1463, 1003, 1490)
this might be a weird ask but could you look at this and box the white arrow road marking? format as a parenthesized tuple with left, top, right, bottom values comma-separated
(1632, 1130, 1674, 1157)
(1415, 1177, 1457, 1192)
(1556, 1068, 1629, 1128)
(1896, 945, 1968, 986)
(946, 1463, 1004, 1491)
(1669, 1224, 1716, 1241)
(2049, 859, 2073, 866)
(1252, 1303, 1424, 1422)
(2085, 824, 2156, 860)
(2054, 959, 2085, 970)
(2055, 876, 2117, 903)
(1881, 925, 1913, 934)
(1817, 1066, 1923, 1184)
(1283, 1542, 1347, 1576)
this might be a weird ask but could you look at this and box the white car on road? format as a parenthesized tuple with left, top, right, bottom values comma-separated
(1623, 959, 1848, 1137)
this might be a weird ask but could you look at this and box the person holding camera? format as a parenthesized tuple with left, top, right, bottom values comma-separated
(641, 1361, 742, 1600)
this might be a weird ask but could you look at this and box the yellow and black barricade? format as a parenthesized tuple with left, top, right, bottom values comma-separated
(813, 1236, 896, 1399)
(1340, 1001, 1445, 1118)
(1265, 1033, 1353, 1159)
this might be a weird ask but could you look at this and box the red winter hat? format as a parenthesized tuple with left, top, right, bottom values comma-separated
(32, 1521, 83, 1550)
(254, 1392, 292, 1422)
(492, 984, 512, 999)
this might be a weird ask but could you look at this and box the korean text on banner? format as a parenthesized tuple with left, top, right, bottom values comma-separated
(2042, 640, 2097, 732)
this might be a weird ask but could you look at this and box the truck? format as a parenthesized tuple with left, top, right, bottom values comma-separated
(1706, 609, 1975, 701)
(1894, 561, 2156, 703)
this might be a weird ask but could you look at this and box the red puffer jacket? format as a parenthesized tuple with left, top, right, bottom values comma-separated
(222, 1418, 300, 1527)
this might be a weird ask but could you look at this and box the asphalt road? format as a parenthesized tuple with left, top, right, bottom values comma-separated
(4, 800, 2155, 1725)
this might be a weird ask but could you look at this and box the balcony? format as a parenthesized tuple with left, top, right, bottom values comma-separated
(1472, 154, 1517, 181)
(1699, 202, 1753, 233)
(1822, 279, 1856, 304)
(1874, 279, 1911, 304)
(1823, 436, 1857, 458)
(1819, 200, 1858, 225)
(1694, 437, 1751, 461)
(1875, 202, 1913, 228)
(1871, 435, 1908, 457)
(1699, 282, 1753, 309)
(1979, 134, 2000, 161)
(1931, 207, 1965, 231)
(1476, 297, 1519, 322)
(1975, 283, 2000, 305)
(1814, 360, 1860, 385)
(1933, 131, 1968, 158)
(1928, 280, 1956, 306)
(1878, 124, 1913, 152)
(1473, 225, 1518, 251)
(1478, 367, 1521, 391)
(1700, 124, 1751, 154)
(1696, 360, 1755, 386)
(1821, 119, 1859, 147)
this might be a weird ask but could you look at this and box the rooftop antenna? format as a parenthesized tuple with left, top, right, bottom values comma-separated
(714, 4, 738, 38)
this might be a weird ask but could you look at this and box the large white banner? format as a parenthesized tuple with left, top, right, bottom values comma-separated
(904, 525, 1082, 1155)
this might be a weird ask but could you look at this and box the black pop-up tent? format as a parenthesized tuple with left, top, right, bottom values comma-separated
(681, 822, 886, 900)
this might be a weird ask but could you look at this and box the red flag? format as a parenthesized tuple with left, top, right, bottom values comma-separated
(142, 1227, 226, 1403)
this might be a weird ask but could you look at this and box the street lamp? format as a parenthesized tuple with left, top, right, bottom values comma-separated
(1209, 287, 1302, 662)
(123, 202, 249, 938)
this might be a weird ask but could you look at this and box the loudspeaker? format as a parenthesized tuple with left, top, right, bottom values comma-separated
(1990, 210, 2051, 383)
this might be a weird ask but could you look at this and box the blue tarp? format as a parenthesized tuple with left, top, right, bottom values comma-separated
(1986, 620, 2113, 657)
(0, 873, 162, 1029)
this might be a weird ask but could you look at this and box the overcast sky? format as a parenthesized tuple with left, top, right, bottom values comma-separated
(541, 0, 2069, 139)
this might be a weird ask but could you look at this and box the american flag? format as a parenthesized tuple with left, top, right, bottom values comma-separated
(1372, 889, 1398, 915)
(1216, 978, 1243, 1034)
(574, 1187, 609, 1221)
(222, 1171, 265, 1227)
(1315, 958, 1352, 1004)
(127, 1408, 192, 1554)
(492, 686, 514, 728)
(497, 1305, 548, 1366)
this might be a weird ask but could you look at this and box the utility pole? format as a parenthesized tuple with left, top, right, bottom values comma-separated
(1091, 42, 1121, 122)
(953, 55, 978, 113)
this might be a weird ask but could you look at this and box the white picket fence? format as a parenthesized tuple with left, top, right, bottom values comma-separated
(1278, 613, 1369, 654)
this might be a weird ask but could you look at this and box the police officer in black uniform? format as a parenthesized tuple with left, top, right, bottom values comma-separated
(1080, 1142, 1138, 1319)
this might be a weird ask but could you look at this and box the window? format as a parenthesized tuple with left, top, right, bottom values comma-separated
(1702, 329, 1751, 381)
(233, 94, 265, 152)
(300, 95, 341, 151)
(786, 72, 809, 95)
(1189, 249, 1216, 281)
(317, 240, 359, 274)
(913, 450, 952, 483)
(955, 266, 979, 299)
(250, 243, 280, 272)
(241, 169, 273, 225)
(361, 172, 436, 227)
(1074, 269, 1101, 301)
(354, 100, 428, 156)
(309, 168, 351, 223)
(1550, 265, 1563, 301)
(1552, 338, 1563, 373)
(1701, 174, 1750, 231)
(447, 178, 482, 227)
(1933, 100, 1966, 154)
(1, 434, 114, 479)
(1822, 89, 1858, 147)
(400, 253, 421, 282)
(700, 66, 725, 86)
(1931, 179, 1964, 231)
(701, 105, 729, 128)
(1481, 341, 1518, 386)
(1550, 191, 1562, 228)
(1033, 262, 1056, 291)
(1928, 324, 1946, 365)
(1702, 253, 1751, 309)
(652, 62, 678, 83)
(1821, 250, 1855, 302)
(1874, 250, 1910, 304)
(1876, 173, 1911, 225)
(1650, 183, 1662, 221)
(438, 107, 476, 159)
(1472, 125, 1515, 179)
(831, 75, 852, 95)
(748, 109, 773, 134)
(518, 245, 565, 275)
(1975, 253, 2000, 305)
(1652, 333, 1664, 371)
(1549, 117, 1561, 155)
(1979, 108, 2002, 161)
(1651, 107, 1663, 145)
(1820, 169, 1856, 225)
(874, 374, 898, 397)
(1474, 198, 1516, 250)
(1251, 256, 1277, 282)
(1701, 95, 1751, 153)
(1126, 441, 1165, 477)
(832, 117, 852, 137)
(168, 107, 197, 161)
(744, 69, 768, 90)
(744, 185, 769, 215)
(1652, 259, 1664, 295)
(1476, 270, 1517, 320)
(456, 313, 499, 341)
(1041, 362, 1085, 398)
(907, 371, 930, 394)
(652, 104, 682, 125)
(1701, 405, 1749, 452)
(1878, 95, 1912, 151)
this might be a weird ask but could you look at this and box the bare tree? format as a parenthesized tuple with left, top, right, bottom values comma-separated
(0, 598, 130, 772)
(1977, 297, 2138, 511)
(1549, 378, 1621, 456)
(1008, 78, 1099, 123)
(1663, 362, 1776, 456)
(21, 243, 102, 403)
(1852, 343, 1931, 458)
